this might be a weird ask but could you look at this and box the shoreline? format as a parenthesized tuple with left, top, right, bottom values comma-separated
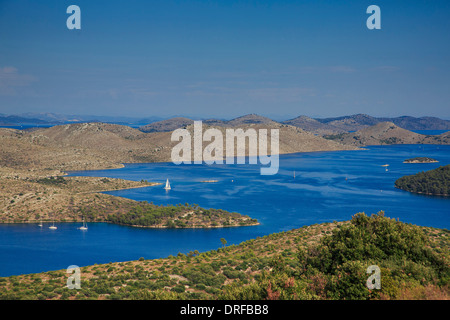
(61, 142, 449, 174)
(74, 182, 162, 194)
(0, 220, 260, 229)
(402, 161, 439, 164)
(0, 216, 448, 282)
(59, 147, 363, 174)
(45, 143, 448, 175)
(394, 186, 449, 197)
(111, 220, 260, 229)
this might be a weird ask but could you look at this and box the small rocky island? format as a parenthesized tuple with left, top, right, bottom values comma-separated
(403, 157, 438, 163)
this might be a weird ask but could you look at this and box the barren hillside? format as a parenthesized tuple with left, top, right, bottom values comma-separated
(283, 115, 345, 135)
(0, 122, 358, 172)
(324, 122, 450, 146)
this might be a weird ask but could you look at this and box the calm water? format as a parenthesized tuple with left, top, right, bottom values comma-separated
(1, 144, 449, 276)
(411, 130, 449, 135)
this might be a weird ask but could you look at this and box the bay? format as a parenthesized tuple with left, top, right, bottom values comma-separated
(0, 144, 448, 277)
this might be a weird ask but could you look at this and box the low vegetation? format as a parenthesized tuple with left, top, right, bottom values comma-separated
(0, 212, 448, 300)
(106, 203, 258, 228)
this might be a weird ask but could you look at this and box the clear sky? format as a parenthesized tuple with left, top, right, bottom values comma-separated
(0, 0, 449, 120)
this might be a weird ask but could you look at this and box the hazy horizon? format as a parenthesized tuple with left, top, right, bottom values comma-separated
(2, 111, 450, 124)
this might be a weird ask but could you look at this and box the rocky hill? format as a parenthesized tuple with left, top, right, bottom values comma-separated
(2, 119, 448, 174)
(225, 114, 277, 126)
(0, 123, 170, 172)
(4, 112, 449, 133)
(177, 121, 358, 161)
(139, 117, 194, 133)
(316, 114, 381, 132)
(314, 114, 450, 132)
(386, 116, 450, 130)
(324, 122, 450, 146)
(139, 114, 277, 132)
(282, 115, 345, 135)
(0, 121, 357, 173)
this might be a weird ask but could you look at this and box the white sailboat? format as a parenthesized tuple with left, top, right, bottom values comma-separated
(164, 179, 171, 190)
(49, 221, 57, 230)
(79, 218, 88, 231)
(38, 219, 43, 227)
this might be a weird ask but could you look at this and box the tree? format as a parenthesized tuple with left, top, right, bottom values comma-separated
(220, 238, 227, 248)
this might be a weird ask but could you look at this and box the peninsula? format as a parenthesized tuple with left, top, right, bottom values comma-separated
(395, 165, 450, 196)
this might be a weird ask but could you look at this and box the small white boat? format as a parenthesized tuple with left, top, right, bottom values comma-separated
(38, 220, 43, 227)
(164, 179, 171, 190)
(49, 221, 57, 230)
(78, 218, 88, 231)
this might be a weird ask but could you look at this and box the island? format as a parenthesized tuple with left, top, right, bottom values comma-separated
(395, 164, 450, 196)
(403, 157, 438, 163)
(106, 203, 258, 228)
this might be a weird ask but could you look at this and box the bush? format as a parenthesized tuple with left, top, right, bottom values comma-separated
(171, 284, 185, 293)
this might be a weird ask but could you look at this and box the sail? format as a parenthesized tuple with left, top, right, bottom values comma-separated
(164, 179, 171, 190)
(79, 218, 88, 230)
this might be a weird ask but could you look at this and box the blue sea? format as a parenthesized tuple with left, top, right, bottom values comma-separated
(411, 130, 448, 135)
(0, 144, 449, 277)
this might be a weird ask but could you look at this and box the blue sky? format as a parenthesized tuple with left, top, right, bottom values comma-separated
(0, 0, 449, 120)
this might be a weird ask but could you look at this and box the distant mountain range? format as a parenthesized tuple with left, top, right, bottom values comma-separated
(139, 114, 277, 133)
(313, 114, 450, 132)
(0, 115, 51, 125)
(1, 112, 449, 134)
(0, 113, 164, 126)
(1, 115, 449, 173)
(141, 114, 450, 134)
(282, 116, 344, 135)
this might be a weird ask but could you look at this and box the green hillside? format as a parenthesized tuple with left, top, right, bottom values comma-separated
(0, 212, 448, 300)
(395, 165, 450, 196)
